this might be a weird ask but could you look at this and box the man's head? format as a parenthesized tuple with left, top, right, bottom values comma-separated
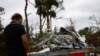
(11, 13, 22, 24)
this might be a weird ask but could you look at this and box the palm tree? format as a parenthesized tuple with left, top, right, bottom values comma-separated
(35, 0, 62, 31)
(0, 7, 4, 15)
(45, 0, 59, 30)
(0, 7, 4, 12)
(36, 5, 46, 38)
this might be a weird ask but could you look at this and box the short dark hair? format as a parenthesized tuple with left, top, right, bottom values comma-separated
(11, 13, 22, 20)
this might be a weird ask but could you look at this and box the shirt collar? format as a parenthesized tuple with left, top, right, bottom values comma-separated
(10, 21, 16, 24)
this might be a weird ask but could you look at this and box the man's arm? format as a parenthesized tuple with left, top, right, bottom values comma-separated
(21, 34, 30, 54)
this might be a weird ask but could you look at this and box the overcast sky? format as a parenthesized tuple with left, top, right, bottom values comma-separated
(0, 0, 100, 31)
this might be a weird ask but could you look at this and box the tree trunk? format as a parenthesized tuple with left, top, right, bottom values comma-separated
(50, 16, 52, 30)
(40, 15, 43, 38)
(46, 4, 50, 31)
(25, 0, 29, 38)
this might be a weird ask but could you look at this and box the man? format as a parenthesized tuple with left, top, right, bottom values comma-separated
(4, 13, 30, 56)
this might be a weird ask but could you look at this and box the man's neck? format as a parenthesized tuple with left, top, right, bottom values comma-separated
(11, 21, 21, 25)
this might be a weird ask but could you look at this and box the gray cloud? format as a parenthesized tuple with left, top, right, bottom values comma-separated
(0, 0, 100, 31)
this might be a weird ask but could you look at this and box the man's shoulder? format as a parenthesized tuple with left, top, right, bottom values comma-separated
(11, 23, 23, 27)
(13, 24, 24, 30)
(5, 23, 24, 30)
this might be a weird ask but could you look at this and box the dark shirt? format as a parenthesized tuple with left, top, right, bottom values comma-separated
(4, 22, 26, 56)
